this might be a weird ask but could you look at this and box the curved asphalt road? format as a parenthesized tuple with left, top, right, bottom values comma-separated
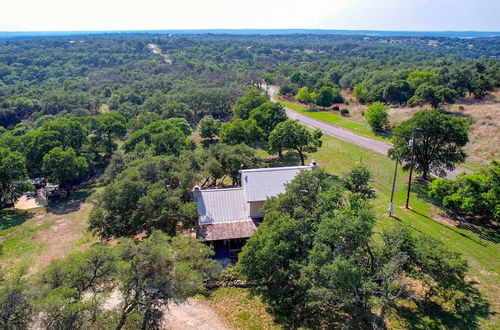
(267, 85, 463, 179)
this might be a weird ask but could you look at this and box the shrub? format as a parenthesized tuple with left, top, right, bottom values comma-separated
(340, 108, 349, 116)
(332, 105, 340, 111)
(365, 102, 389, 131)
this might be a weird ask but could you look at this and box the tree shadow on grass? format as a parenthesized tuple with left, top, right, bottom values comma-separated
(396, 280, 493, 329)
(262, 151, 303, 167)
(46, 187, 93, 215)
(412, 181, 499, 245)
(0, 209, 32, 231)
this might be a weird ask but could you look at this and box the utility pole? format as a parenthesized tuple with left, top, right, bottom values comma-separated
(405, 129, 417, 209)
(388, 158, 398, 217)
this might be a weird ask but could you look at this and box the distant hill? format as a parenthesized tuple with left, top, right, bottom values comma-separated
(1, 29, 499, 40)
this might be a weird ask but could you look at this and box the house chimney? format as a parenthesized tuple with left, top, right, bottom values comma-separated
(310, 158, 318, 169)
(192, 186, 201, 198)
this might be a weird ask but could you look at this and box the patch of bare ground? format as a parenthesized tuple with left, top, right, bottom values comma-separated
(30, 201, 94, 273)
(429, 209, 460, 227)
(387, 90, 499, 166)
(162, 298, 233, 330)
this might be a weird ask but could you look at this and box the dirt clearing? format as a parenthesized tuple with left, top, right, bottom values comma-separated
(163, 298, 232, 330)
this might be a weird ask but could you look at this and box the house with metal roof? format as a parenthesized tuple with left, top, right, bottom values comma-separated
(193, 162, 316, 263)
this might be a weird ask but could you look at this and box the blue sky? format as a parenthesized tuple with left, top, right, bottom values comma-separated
(1, 0, 499, 31)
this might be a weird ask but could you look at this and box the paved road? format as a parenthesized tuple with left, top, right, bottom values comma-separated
(267, 85, 463, 179)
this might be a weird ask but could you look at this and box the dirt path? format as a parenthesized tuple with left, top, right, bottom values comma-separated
(267, 85, 463, 179)
(32, 202, 92, 272)
(163, 298, 232, 330)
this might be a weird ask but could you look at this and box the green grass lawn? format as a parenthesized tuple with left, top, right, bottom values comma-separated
(202, 287, 281, 330)
(317, 135, 499, 329)
(0, 186, 97, 277)
(256, 134, 499, 329)
(279, 99, 391, 141)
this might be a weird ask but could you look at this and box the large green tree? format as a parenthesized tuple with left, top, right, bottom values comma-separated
(42, 147, 88, 193)
(233, 89, 268, 119)
(388, 110, 470, 179)
(248, 102, 287, 137)
(33, 231, 217, 329)
(407, 84, 458, 109)
(88, 155, 198, 238)
(238, 169, 471, 328)
(315, 86, 335, 108)
(219, 118, 263, 145)
(268, 119, 322, 165)
(428, 160, 499, 221)
(123, 120, 190, 156)
(209, 143, 260, 184)
(0, 148, 31, 203)
(364, 102, 389, 131)
(198, 115, 221, 140)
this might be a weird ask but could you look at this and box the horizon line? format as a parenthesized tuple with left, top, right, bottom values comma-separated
(2, 28, 500, 33)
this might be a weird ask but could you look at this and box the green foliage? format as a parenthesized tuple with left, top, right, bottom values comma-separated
(42, 147, 88, 191)
(408, 84, 458, 109)
(429, 161, 500, 221)
(406, 71, 439, 89)
(209, 143, 260, 184)
(388, 110, 470, 179)
(0, 148, 30, 203)
(295, 86, 315, 104)
(268, 119, 322, 165)
(123, 120, 191, 156)
(219, 118, 263, 145)
(31, 231, 217, 329)
(89, 155, 198, 238)
(167, 117, 192, 136)
(315, 86, 336, 107)
(279, 84, 297, 97)
(248, 102, 287, 137)
(471, 74, 494, 99)
(383, 80, 412, 104)
(353, 83, 370, 103)
(0, 272, 33, 329)
(233, 89, 268, 119)
(238, 169, 470, 328)
(199, 115, 222, 140)
(343, 163, 376, 200)
(365, 102, 389, 131)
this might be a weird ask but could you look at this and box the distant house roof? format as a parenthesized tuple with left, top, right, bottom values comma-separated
(241, 166, 312, 202)
(196, 188, 248, 225)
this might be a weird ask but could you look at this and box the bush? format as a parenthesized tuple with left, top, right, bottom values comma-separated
(428, 161, 500, 221)
(365, 102, 389, 131)
(340, 108, 349, 116)
(332, 105, 340, 111)
(428, 178, 457, 203)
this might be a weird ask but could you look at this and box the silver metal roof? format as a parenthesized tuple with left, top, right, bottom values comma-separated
(241, 165, 312, 202)
(196, 188, 249, 225)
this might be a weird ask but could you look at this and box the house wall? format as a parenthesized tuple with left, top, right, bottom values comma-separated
(249, 201, 265, 218)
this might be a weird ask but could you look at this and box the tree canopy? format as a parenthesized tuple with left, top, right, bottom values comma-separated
(238, 169, 470, 328)
(388, 110, 470, 179)
(268, 119, 322, 165)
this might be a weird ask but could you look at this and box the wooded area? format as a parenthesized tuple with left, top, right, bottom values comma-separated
(0, 33, 499, 329)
